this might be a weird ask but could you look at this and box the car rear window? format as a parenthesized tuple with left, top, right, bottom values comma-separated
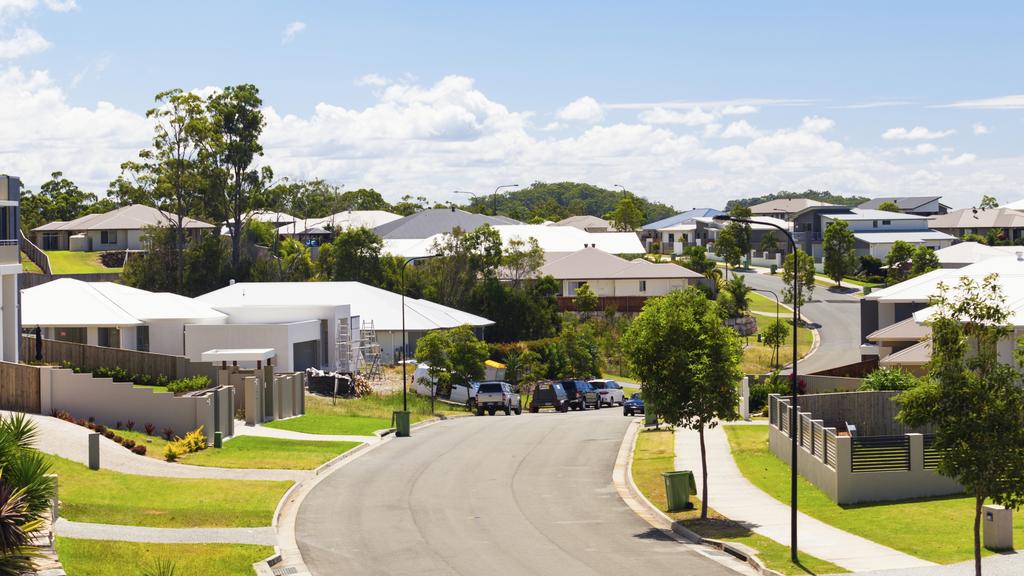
(478, 383, 503, 393)
(590, 381, 607, 389)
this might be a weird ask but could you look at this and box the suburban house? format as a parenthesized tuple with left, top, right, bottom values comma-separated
(791, 205, 954, 261)
(22, 278, 227, 356)
(0, 176, 20, 363)
(272, 210, 402, 247)
(551, 215, 612, 232)
(639, 208, 723, 254)
(698, 215, 791, 262)
(538, 247, 704, 312)
(1003, 197, 1024, 210)
(858, 196, 950, 216)
(931, 241, 1021, 268)
(196, 281, 494, 365)
(749, 198, 834, 220)
(373, 207, 519, 239)
(928, 207, 1024, 243)
(31, 204, 215, 251)
(382, 224, 645, 260)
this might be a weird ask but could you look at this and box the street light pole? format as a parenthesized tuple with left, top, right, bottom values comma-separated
(715, 214, 800, 562)
(492, 184, 519, 216)
(398, 255, 436, 436)
(453, 190, 478, 210)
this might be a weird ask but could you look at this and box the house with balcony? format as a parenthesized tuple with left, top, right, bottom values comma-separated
(0, 176, 20, 363)
(639, 208, 723, 254)
(791, 206, 954, 262)
(31, 204, 214, 252)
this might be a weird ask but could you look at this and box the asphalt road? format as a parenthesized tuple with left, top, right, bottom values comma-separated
(733, 268, 862, 374)
(295, 409, 741, 576)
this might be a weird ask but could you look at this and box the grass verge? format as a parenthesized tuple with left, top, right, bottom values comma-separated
(632, 428, 845, 575)
(46, 454, 291, 528)
(740, 314, 814, 374)
(184, 436, 359, 469)
(56, 538, 273, 576)
(264, 392, 467, 436)
(45, 250, 123, 274)
(725, 424, 1011, 564)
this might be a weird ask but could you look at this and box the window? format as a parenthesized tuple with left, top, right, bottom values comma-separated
(882, 220, 891, 226)
(136, 326, 150, 352)
(570, 281, 588, 295)
(97, 327, 120, 348)
(667, 233, 675, 243)
(639, 280, 647, 293)
(54, 327, 86, 344)
(101, 230, 117, 244)
(872, 220, 878, 228)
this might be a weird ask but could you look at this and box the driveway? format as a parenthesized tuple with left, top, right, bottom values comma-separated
(295, 410, 741, 576)
(732, 269, 862, 374)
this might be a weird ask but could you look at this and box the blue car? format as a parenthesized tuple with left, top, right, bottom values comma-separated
(623, 393, 644, 416)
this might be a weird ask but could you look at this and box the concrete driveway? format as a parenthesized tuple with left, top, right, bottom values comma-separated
(295, 409, 742, 576)
(732, 268, 862, 374)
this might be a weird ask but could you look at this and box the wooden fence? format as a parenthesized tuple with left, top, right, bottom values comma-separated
(0, 362, 41, 413)
(19, 230, 50, 275)
(21, 336, 216, 383)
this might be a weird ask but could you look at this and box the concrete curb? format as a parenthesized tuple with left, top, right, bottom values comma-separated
(614, 420, 783, 576)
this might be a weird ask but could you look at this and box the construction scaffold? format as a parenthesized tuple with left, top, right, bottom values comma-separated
(359, 319, 383, 380)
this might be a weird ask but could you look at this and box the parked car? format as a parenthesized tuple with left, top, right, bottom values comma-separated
(475, 381, 521, 416)
(529, 382, 569, 413)
(623, 393, 645, 416)
(588, 379, 625, 406)
(561, 380, 600, 411)
(450, 381, 481, 406)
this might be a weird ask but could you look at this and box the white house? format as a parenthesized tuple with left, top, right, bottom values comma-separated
(0, 176, 20, 363)
(32, 204, 215, 252)
(383, 224, 645, 260)
(819, 209, 955, 260)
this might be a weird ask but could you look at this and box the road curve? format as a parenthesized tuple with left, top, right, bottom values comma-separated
(295, 410, 740, 576)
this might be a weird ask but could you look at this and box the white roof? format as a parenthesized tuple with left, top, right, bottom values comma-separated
(933, 242, 1021, 267)
(697, 215, 793, 231)
(21, 278, 225, 327)
(201, 349, 275, 363)
(852, 230, 955, 244)
(824, 208, 927, 221)
(552, 215, 612, 230)
(196, 282, 493, 332)
(382, 225, 644, 258)
(867, 254, 1024, 304)
(1003, 198, 1024, 210)
(540, 248, 702, 280)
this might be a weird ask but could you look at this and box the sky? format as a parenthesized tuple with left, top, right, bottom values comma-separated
(2, 0, 1024, 210)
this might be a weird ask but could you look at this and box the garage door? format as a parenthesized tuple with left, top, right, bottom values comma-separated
(292, 340, 319, 372)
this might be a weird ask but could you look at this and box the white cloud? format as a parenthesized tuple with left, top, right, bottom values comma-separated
(41, 0, 75, 11)
(942, 153, 976, 166)
(0, 27, 48, 58)
(721, 104, 758, 115)
(939, 95, 1024, 109)
(70, 54, 110, 88)
(904, 143, 938, 155)
(281, 21, 306, 45)
(638, 106, 715, 126)
(834, 100, 911, 109)
(541, 121, 564, 131)
(882, 126, 955, 140)
(973, 123, 989, 135)
(801, 116, 835, 134)
(556, 96, 603, 123)
(720, 120, 760, 139)
(355, 73, 389, 87)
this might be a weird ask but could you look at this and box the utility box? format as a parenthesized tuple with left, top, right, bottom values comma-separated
(983, 504, 1012, 551)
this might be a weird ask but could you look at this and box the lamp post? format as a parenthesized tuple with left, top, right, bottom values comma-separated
(453, 190, 478, 210)
(397, 254, 435, 437)
(492, 184, 518, 216)
(714, 214, 800, 562)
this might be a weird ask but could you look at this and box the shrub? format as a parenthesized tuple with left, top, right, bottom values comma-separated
(103, 430, 114, 439)
(113, 435, 124, 445)
(75, 418, 85, 427)
(124, 439, 135, 449)
(144, 423, 155, 436)
(859, 367, 921, 391)
(86, 422, 95, 431)
(770, 264, 778, 275)
(100, 250, 127, 268)
(94, 424, 105, 435)
(168, 426, 207, 456)
(163, 445, 178, 462)
(162, 427, 174, 441)
(166, 375, 213, 395)
(132, 444, 147, 456)
(749, 372, 790, 412)
(126, 420, 135, 432)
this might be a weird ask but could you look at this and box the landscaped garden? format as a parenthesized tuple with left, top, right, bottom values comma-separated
(44, 250, 123, 274)
(723, 424, 1007, 564)
(632, 428, 844, 575)
(45, 454, 291, 528)
(263, 391, 467, 436)
(55, 538, 273, 576)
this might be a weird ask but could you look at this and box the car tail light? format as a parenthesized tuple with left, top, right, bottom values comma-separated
(599, 390, 608, 395)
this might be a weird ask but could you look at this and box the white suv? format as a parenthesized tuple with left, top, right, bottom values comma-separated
(588, 379, 625, 407)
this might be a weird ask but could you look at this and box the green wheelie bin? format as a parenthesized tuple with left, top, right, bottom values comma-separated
(662, 470, 696, 511)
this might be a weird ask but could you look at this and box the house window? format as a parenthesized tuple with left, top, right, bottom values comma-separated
(54, 327, 86, 344)
(639, 280, 647, 293)
(667, 233, 675, 243)
(98, 327, 120, 348)
(42, 232, 60, 250)
(872, 220, 878, 228)
(882, 220, 891, 226)
(136, 326, 150, 352)
(101, 230, 117, 244)
(569, 281, 587, 295)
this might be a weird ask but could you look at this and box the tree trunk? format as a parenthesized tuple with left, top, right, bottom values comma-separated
(974, 494, 982, 576)
(699, 424, 709, 520)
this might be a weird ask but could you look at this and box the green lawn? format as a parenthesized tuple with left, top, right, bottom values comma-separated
(44, 250, 123, 274)
(741, 314, 813, 374)
(56, 538, 273, 576)
(20, 253, 42, 273)
(633, 428, 844, 575)
(747, 291, 792, 316)
(264, 392, 467, 436)
(185, 436, 359, 469)
(46, 454, 291, 528)
(724, 425, 1006, 564)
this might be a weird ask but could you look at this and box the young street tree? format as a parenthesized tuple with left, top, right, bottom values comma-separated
(446, 325, 489, 407)
(759, 230, 779, 256)
(910, 246, 940, 277)
(885, 240, 916, 283)
(607, 193, 645, 231)
(714, 225, 743, 277)
(623, 288, 742, 519)
(896, 274, 1024, 576)
(573, 282, 598, 318)
(414, 329, 452, 414)
(822, 220, 857, 287)
(782, 248, 815, 307)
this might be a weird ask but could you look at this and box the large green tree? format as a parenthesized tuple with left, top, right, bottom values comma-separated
(822, 220, 857, 286)
(885, 240, 917, 283)
(606, 193, 645, 231)
(714, 225, 743, 275)
(910, 246, 940, 277)
(424, 224, 503, 309)
(728, 205, 753, 257)
(447, 325, 489, 406)
(623, 287, 742, 519)
(897, 274, 1024, 576)
(20, 171, 100, 233)
(320, 226, 384, 284)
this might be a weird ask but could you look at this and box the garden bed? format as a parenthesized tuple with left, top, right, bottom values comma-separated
(56, 538, 273, 576)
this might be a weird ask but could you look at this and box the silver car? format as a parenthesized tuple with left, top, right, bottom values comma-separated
(588, 379, 625, 406)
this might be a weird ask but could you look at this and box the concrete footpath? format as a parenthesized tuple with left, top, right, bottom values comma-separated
(53, 518, 277, 546)
(232, 419, 380, 444)
(675, 424, 934, 573)
(831, 553, 1024, 576)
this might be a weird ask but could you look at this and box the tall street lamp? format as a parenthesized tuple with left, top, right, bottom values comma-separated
(714, 214, 800, 562)
(453, 190, 478, 210)
(397, 254, 436, 437)
(492, 184, 518, 216)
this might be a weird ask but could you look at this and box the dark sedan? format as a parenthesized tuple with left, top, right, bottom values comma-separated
(623, 393, 645, 416)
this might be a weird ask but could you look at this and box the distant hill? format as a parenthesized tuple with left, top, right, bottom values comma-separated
(725, 189, 868, 211)
(460, 182, 678, 224)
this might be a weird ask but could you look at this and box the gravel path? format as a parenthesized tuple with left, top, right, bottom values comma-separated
(233, 420, 379, 444)
(16, 412, 308, 482)
(53, 518, 277, 546)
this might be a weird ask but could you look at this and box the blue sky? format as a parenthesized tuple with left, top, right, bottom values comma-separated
(3, 0, 1024, 208)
